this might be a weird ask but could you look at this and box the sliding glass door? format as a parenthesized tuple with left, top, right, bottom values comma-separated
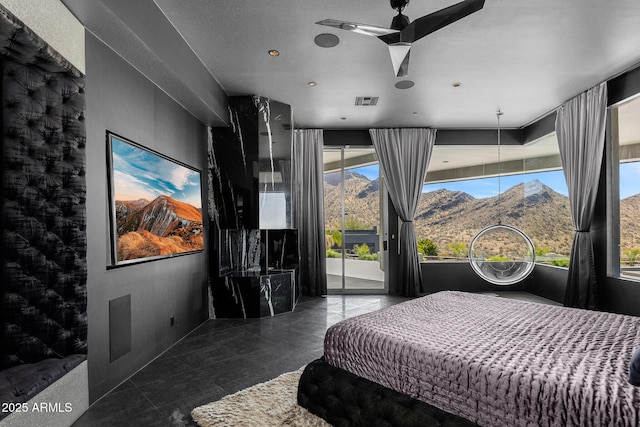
(323, 146, 385, 292)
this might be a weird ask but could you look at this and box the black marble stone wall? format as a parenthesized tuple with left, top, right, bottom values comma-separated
(213, 270, 295, 318)
(208, 96, 293, 230)
(213, 229, 299, 318)
(259, 271, 295, 316)
(208, 96, 299, 318)
(261, 229, 298, 271)
(219, 229, 261, 276)
(217, 228, 298, 276)
(208, 125, 258, 230)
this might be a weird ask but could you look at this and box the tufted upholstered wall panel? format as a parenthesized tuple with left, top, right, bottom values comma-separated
(0, 4, 87, 371)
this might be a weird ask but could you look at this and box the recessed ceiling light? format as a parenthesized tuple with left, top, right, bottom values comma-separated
(308, 81, 318, 87)
(452, 82, 461, 88)
(340, 117, 347, 120)
(413, 112, 418, 116)
(314, 33, 340, 48)
(268, 49, 280, 57)
(442, 160, 450, 163)
(395, 80, 414, 89)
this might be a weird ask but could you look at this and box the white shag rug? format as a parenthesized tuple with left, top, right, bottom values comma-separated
(191, 368, 331, 427)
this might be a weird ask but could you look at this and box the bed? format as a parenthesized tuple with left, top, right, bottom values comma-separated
(297, 291, 640, 426)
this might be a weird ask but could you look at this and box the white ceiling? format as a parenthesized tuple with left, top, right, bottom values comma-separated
(59, 0, 640, 131)
(150, 0, 640, 130)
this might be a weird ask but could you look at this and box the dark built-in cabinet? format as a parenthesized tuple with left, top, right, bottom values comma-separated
(208, 96, 299, 318)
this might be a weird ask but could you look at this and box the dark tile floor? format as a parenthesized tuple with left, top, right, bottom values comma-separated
(72, 291, 558, 426)
(72, 294, 410, 426)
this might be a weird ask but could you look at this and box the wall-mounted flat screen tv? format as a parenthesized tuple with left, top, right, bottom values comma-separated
(107, 132, 204, 266)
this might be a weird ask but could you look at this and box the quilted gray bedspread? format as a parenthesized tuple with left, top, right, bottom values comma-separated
(324, 291, 640, 426)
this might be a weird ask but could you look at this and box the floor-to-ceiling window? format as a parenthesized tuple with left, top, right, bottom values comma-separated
(324, 147, 385, 292)
(417, 134, 573, 267)
(610, 95, 640, 280)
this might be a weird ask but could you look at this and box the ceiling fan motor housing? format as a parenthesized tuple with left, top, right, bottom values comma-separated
(390, 13, 411, 30)
(390, 0, 410, 13)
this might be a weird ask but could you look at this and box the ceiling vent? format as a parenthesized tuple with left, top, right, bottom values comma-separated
(355, 96, 379, 106)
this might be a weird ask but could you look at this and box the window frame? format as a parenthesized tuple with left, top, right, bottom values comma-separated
(607, 94, 640, 282)
(419, 134, 572, 267)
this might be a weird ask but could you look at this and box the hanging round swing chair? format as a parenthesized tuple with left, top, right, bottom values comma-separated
(469, 224, 535, 285)
(468, 111, 536, 286)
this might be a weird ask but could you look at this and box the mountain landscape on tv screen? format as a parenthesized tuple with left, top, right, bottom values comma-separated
(115, 195, 204, 261)
(324, 171, 640, 256)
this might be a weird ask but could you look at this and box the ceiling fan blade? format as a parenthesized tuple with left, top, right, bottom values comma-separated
(316, 19, 400, 37)
(400, 0, 485, 43)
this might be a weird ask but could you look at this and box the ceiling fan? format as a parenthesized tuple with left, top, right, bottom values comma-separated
(316, 0, 485, 77)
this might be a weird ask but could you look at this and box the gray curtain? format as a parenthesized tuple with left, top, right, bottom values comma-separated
(369, 128, 436, 297)
(293, 129, 327, 296)
(555, 82, 607, 309)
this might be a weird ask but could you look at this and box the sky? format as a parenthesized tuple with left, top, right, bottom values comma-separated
(422, 171, 569, 199)
(353, 164, 380, 181)
(111, 136, 202, 209)
(620, 161, 640, 200)
(348, 162, 640, 200)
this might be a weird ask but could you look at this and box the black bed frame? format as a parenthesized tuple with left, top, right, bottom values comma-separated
(298, 358, 478, 427)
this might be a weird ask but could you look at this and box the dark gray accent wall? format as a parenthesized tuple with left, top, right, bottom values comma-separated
(434, 129, 522, 146)
(61, 0, 228, 127)
(524, 264, 567, 304)
(421, 262, 527, 294)
(421, 262, 566, 304)
(522, 112, 556, 144)
(608, 65, 640, 106)
(323, 128, 524, 147)
(84, 33, 209, 402)
(108, 295, 131, 362)
(324, 130, 372, 147)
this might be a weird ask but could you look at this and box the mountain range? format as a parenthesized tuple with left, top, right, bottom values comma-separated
(115, 195, 204, 261)
(324, 171, 640, 256)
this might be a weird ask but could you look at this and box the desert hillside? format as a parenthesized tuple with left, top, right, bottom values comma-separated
(115, 195, 203, 261)
(324, 172, 640, 256)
